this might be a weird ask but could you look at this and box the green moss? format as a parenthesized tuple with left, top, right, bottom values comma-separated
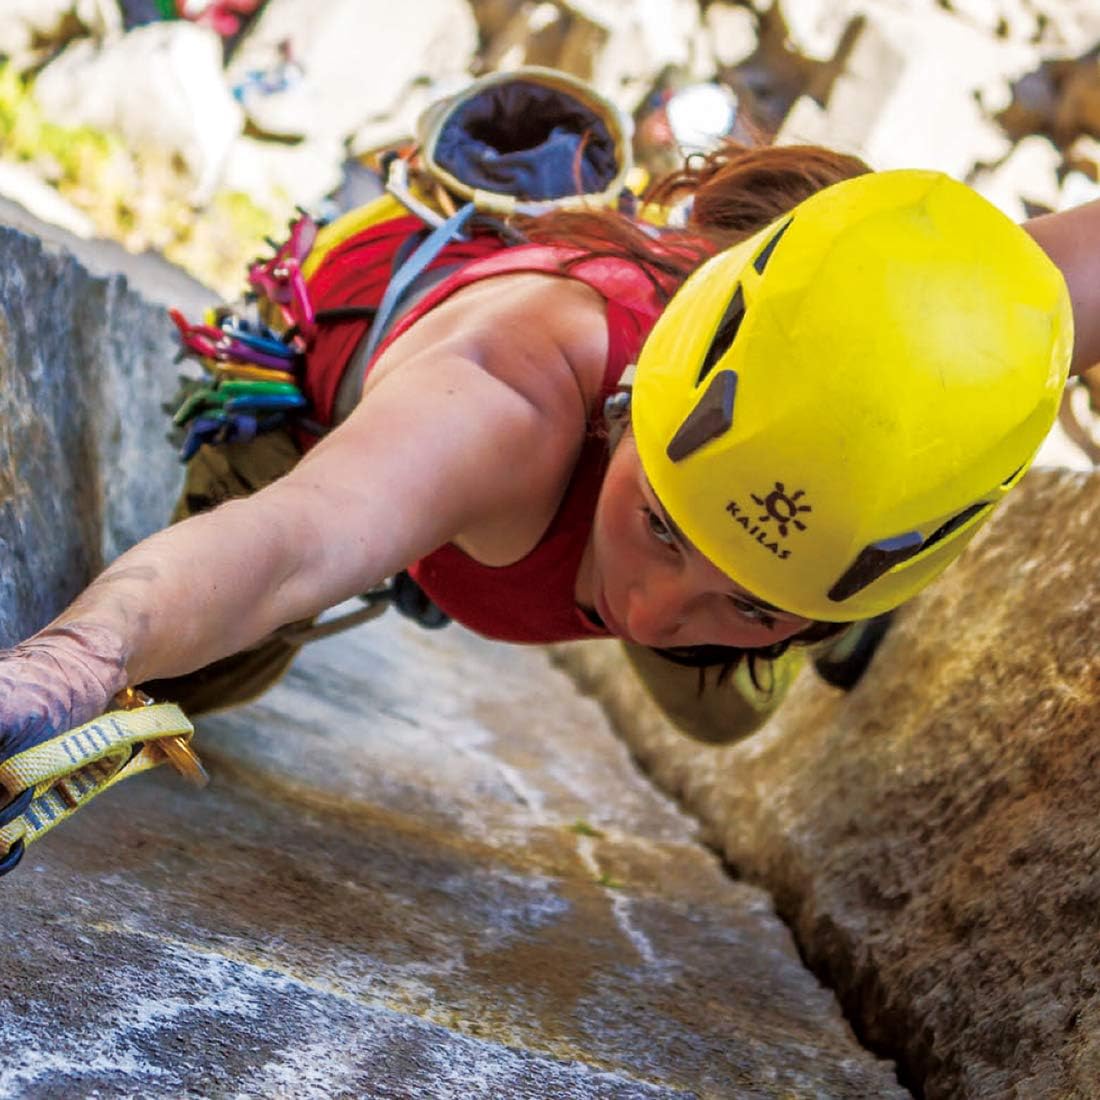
(0, 61, 283, 297)
(214, 189, 280, 242)
(0, 63, 118, 183)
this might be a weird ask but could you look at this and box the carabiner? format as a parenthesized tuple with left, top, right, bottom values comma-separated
(0, 837, 25, 877)
(0, 786, 33, 829)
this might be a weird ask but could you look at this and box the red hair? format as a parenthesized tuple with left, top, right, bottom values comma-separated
(517, 141, 871, 298)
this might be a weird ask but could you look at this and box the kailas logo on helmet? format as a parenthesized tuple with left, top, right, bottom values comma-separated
(723, 484, 810, 562)
(750, 482, 812, 538)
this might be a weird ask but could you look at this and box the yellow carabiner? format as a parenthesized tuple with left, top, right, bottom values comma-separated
(115, 688, 208, 787)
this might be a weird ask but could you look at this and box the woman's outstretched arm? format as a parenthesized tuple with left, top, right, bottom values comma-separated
(0, 273, 607, 753)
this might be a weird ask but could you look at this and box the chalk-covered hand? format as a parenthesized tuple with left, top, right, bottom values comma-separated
(0, 624, 127, 765)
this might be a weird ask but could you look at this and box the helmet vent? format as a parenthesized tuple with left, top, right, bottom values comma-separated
(697, 285, 745, 385)
(920, 502, 990, 552)
(828, 532, 923, 603)
(828, 501, 992, 603)
(667, 369, 738, 462)
(753, 218, 793, 274)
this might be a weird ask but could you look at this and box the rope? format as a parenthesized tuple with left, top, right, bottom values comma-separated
(0, 694, 204, 878)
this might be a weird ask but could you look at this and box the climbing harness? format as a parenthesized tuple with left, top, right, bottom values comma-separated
(168, 306, 311, 459)
(0, 689, 205, 880)
(167, 203, 323, 458)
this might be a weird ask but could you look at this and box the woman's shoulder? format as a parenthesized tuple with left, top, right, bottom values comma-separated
(371, 267, 612, 418)
(342, 269, 609, 567)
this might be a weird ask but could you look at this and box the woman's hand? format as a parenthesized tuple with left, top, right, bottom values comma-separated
(0, 623, 127, 766)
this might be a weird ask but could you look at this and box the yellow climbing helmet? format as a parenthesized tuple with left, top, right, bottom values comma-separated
(631, 169, 1073, 621)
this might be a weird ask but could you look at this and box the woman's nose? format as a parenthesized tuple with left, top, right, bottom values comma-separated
(627, 573, 691, 645)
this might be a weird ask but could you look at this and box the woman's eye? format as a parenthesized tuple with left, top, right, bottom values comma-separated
(644, 507, 677, 547)
(729, 596, 774, 627)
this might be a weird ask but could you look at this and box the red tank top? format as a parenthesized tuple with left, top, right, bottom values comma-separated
(302, 219, 670, 644)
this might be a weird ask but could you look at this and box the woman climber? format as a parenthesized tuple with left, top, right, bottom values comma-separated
(0, 122, 1096, 776)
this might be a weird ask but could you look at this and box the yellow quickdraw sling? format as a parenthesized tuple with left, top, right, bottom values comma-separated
(0, 690, 204, 878)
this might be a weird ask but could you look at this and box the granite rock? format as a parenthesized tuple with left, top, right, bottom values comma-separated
(0, 222, 194, 646)
(0, 617, 909, 1098)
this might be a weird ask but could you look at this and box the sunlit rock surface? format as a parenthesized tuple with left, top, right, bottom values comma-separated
(557, 467, 1100, 1099)
(0, 618, 906, 1097)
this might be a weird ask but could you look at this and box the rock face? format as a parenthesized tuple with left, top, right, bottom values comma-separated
(0, 219, 207, 647)
(556, 466, 1100, 1099)
(0, 616, 908, 1098)
(776, 4, 1029, 180)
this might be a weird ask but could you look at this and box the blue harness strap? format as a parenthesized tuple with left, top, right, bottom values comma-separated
(362, 202, 477, 363)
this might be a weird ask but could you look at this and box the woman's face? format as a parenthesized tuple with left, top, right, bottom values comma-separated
(584, 433, 813, 649)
